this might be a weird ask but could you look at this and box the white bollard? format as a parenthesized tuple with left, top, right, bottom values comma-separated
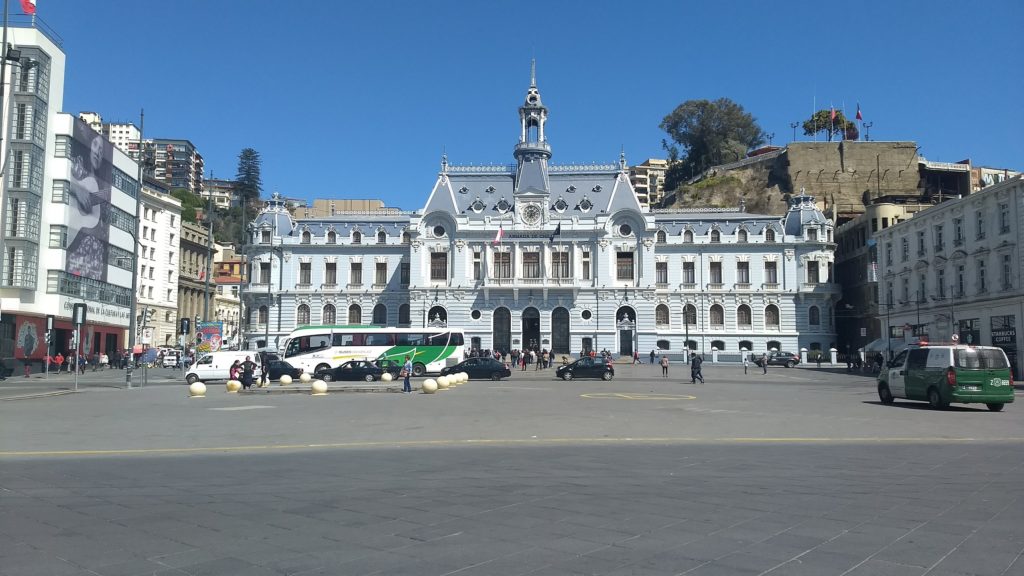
(225, 380, 241, 393)
(381, 372, 393, 382)
(311, 379, 328, 395)
(422, 378, 437, 394)
(279, 374, 292, 385)
(437, 375, 450, 389)
(189, 381, 207, 398)
(299, 372, 312, 384)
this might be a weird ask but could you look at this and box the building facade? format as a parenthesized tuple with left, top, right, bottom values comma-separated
(243, 74, 838, 358)
(874, 176, 1022, 376)
(0, 26, 142, 368)
(213, 242, 243, 348)
(176, 220, 216, 343)
(136, 187, 182, 348)
(629, 158, 668, 208)
(149, 138, 204, 194)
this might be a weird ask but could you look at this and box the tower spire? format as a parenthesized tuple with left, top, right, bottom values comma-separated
(530, 59, 536, 87)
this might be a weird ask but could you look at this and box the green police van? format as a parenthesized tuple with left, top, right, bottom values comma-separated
(877, 344, 1014, 411)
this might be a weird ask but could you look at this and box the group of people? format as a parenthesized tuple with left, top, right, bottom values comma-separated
(44, 351, 110, 373)
(509, 348, 557, 371)
(228, 356, 260, 389)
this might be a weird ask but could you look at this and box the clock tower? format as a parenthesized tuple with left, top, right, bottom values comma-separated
(513, 60, 551, 223)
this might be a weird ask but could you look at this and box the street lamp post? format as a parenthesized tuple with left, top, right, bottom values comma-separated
(863, 122, 873, 141)
(124, 109, 144, 389)
(790, 122, 799, 142)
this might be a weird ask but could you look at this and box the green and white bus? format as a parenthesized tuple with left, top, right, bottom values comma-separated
(282, 325, 465, 377)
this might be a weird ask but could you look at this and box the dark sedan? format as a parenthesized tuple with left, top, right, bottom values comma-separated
(765, 351, 800, 368)
(316, 360, 384, 382)
(555, 357, 615, 380)
(267, 360, 303, 381)
(439, 357, 512, 381)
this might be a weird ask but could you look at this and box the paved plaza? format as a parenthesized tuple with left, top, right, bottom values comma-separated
(1, 365, 1023, 575)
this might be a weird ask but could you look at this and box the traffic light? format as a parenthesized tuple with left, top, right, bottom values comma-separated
(70, 332, 78, 348)
(145, 308, 155, 324)
(195, 315, 201, 328)
(180, 317, 190, 335)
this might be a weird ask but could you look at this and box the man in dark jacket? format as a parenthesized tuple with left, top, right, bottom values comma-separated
(240, 356, 256, 390)
(690, 354, 704, 385)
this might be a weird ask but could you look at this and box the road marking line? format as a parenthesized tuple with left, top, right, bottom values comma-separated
(5, 436, 1024, 457)
(209, 406, 275, 411)
(581, 392, 697, 400)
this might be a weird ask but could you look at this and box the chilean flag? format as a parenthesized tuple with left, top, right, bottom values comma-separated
(493, 226, 504, 245)
(855, 103, 863, 121)
(20, 0, 35, 15)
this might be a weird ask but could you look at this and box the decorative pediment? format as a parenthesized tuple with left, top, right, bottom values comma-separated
(374, 256, 388, 263)
(325, 256, 337, 263)
(299, 256, 311, 263)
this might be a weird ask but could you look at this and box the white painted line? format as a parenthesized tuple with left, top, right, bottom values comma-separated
(209, 406, 276, 411)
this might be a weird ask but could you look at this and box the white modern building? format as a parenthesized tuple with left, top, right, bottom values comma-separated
(875, 176, 1023, 376)
(136, 186, 182, 348)
(242, 71, 839, 359)
(0, 24, 140, 368)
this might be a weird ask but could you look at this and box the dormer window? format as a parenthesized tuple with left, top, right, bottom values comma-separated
(300, 231, 310, 244)
(737, 229, 748, 243)
(765, 229, 776, 243)
(553, 198, 568, 213)
(352, 231, 362, 245)
(458, 186, 469, 194)
(496, 198, 511, 213)
(470, 198, 485, 213)
(377, 230, 387, 244)
(710, 230, 721, 243)
(656, 230, 667, 244)
(808, 228, 818, 241)
(579, 197, 593, 212)
(326, 231, 336, 244)
(683, 230, 694, 243)
(260, 230, 270, 244)
(401, 230, 410, 244)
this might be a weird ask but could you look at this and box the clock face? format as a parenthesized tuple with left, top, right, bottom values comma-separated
(522, 203, 543, 225)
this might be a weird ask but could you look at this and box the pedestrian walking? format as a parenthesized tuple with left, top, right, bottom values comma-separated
(633, 351, 640, 365)
(260, 354, 270, 386)
(744, 354, 749, 374)
(401, 355, 412, 393)
(55, 352, 64, 374)
(649, 349, 656, 365)
(660, 355, 669, 377)
(761, 353, 768, 375)
(690, 354, 704, 384)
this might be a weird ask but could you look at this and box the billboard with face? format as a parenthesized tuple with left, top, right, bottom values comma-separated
(65, 118, 113, 281)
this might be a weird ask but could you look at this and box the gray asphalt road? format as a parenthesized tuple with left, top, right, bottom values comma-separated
(2, 366, 1022, 575)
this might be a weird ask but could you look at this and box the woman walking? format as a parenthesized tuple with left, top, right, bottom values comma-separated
(660, 355, 669, 378)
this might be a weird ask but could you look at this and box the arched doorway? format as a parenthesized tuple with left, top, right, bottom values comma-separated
(372, 303, 387, 325)
(492, 307, 511, 354)
(427, 306, 447, 327)
(522, 307, 540, 351)
(616, 306, 636, 357)
(551, 307, 570, 354)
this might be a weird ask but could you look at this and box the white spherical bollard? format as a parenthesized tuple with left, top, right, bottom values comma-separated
(189, 381, 206, 398)
(299, 372, 312, 384)
(225, 380, 241, 393)
(380, 372, 393, 382)
(422, 378, 437, 394)
(311, 379, 328, 395)
(279, 374, 292, 386)
(459, 372, 469, 383)
(437, 375, 450, 390)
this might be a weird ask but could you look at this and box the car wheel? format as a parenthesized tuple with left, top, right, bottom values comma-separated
(364, 373, 376, 382)
(185, 373, 198, 385)
(877, 383, 894, 405)
(785, 361, 795, 368)
(927, 387, 948, 410)
(413, 363, 426, 377)
(320, 372, 334, 382)
(315, 363, 330, 374)
(986, 403, 1004, 412)
(563, 372, 573, 381)
(602, 371, 613, 381)
(489, 371, 501, 381)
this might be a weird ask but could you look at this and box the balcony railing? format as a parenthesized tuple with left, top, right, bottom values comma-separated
(347, 283, 363, 290)
(762, 282, 780, 290)
(295, 283, 312, 291)
(734, 282, 751, 290)
(681, 283, 697, 290)
(655, 282, 669, 289)
(706, 283, 724, 290)
(322, 282, 337, 291)
(372, 283, 387, 290)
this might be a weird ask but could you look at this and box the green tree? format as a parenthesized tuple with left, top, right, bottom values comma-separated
(170, 188, 205, 223)
(234, 148, 263, 206)
(802, 109, 858, 142)
(660, 98, 765, 190)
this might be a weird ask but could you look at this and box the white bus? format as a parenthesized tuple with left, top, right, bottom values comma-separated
(282, 325, 465, 377)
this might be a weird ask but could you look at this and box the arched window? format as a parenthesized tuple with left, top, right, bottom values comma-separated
(656, 230, 667, 244)
(710, 304, 724, 326)
(738, 340, 753, 352)
(683, 304, 697, 326)
(372, 303, 387, 325)
(710, 229, 721, 243)
(767, 340, 781, 351)
(300, 231, 311, 244)
(257, 305, 268, 324)
(352, 231, 362, 245)
(398, 303, 410, 326)
(401, 230, 410, 244)
(765, 304, 780, 328)
(656, 339, 671, 350)
(377, 230, 387, 244)
(737, 304, 752, 327)
(348, 304, 361, 324)
(711, 340, 725, 351)
(683, 230, 694, 243)
(322, 304, 336, 324)
(655, 304, 670, 327)
(296, 304, 310, 325)
(326, 231, 336, 244)
(737, 229, 748, 243)
(809, 305, 820, 326)
(765, 228, 776, 243)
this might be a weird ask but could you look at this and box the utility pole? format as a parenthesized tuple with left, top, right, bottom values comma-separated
(125, 109, 144, 389)
(202, 171, 214, 321)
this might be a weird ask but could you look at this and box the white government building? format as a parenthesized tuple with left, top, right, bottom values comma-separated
(243, 72, 839, 359)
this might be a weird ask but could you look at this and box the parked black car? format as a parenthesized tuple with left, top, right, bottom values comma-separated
(374, 358, 403, 379)
(555, 357, 615, 380)
(267, 360, 303, 381)
(765, 351, 800, 368)
(316, 360, 384, 382)
(440, 357, 512, 381)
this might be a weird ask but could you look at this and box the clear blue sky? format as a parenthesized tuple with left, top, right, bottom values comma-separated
(39, 0, 1024, 210)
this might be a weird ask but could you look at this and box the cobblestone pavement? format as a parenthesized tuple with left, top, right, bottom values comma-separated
(2, 366, 1022, 575)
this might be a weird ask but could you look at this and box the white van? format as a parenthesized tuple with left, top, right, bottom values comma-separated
(185, 351, 263, 384)
(161, 351, 180, 369)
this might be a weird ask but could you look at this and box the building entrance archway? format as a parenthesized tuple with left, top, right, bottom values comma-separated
(616, 306, 636, 357)
(522, 307, 540, 351)
(551, 307, 570, 354)
(492, 307, 511, 354)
